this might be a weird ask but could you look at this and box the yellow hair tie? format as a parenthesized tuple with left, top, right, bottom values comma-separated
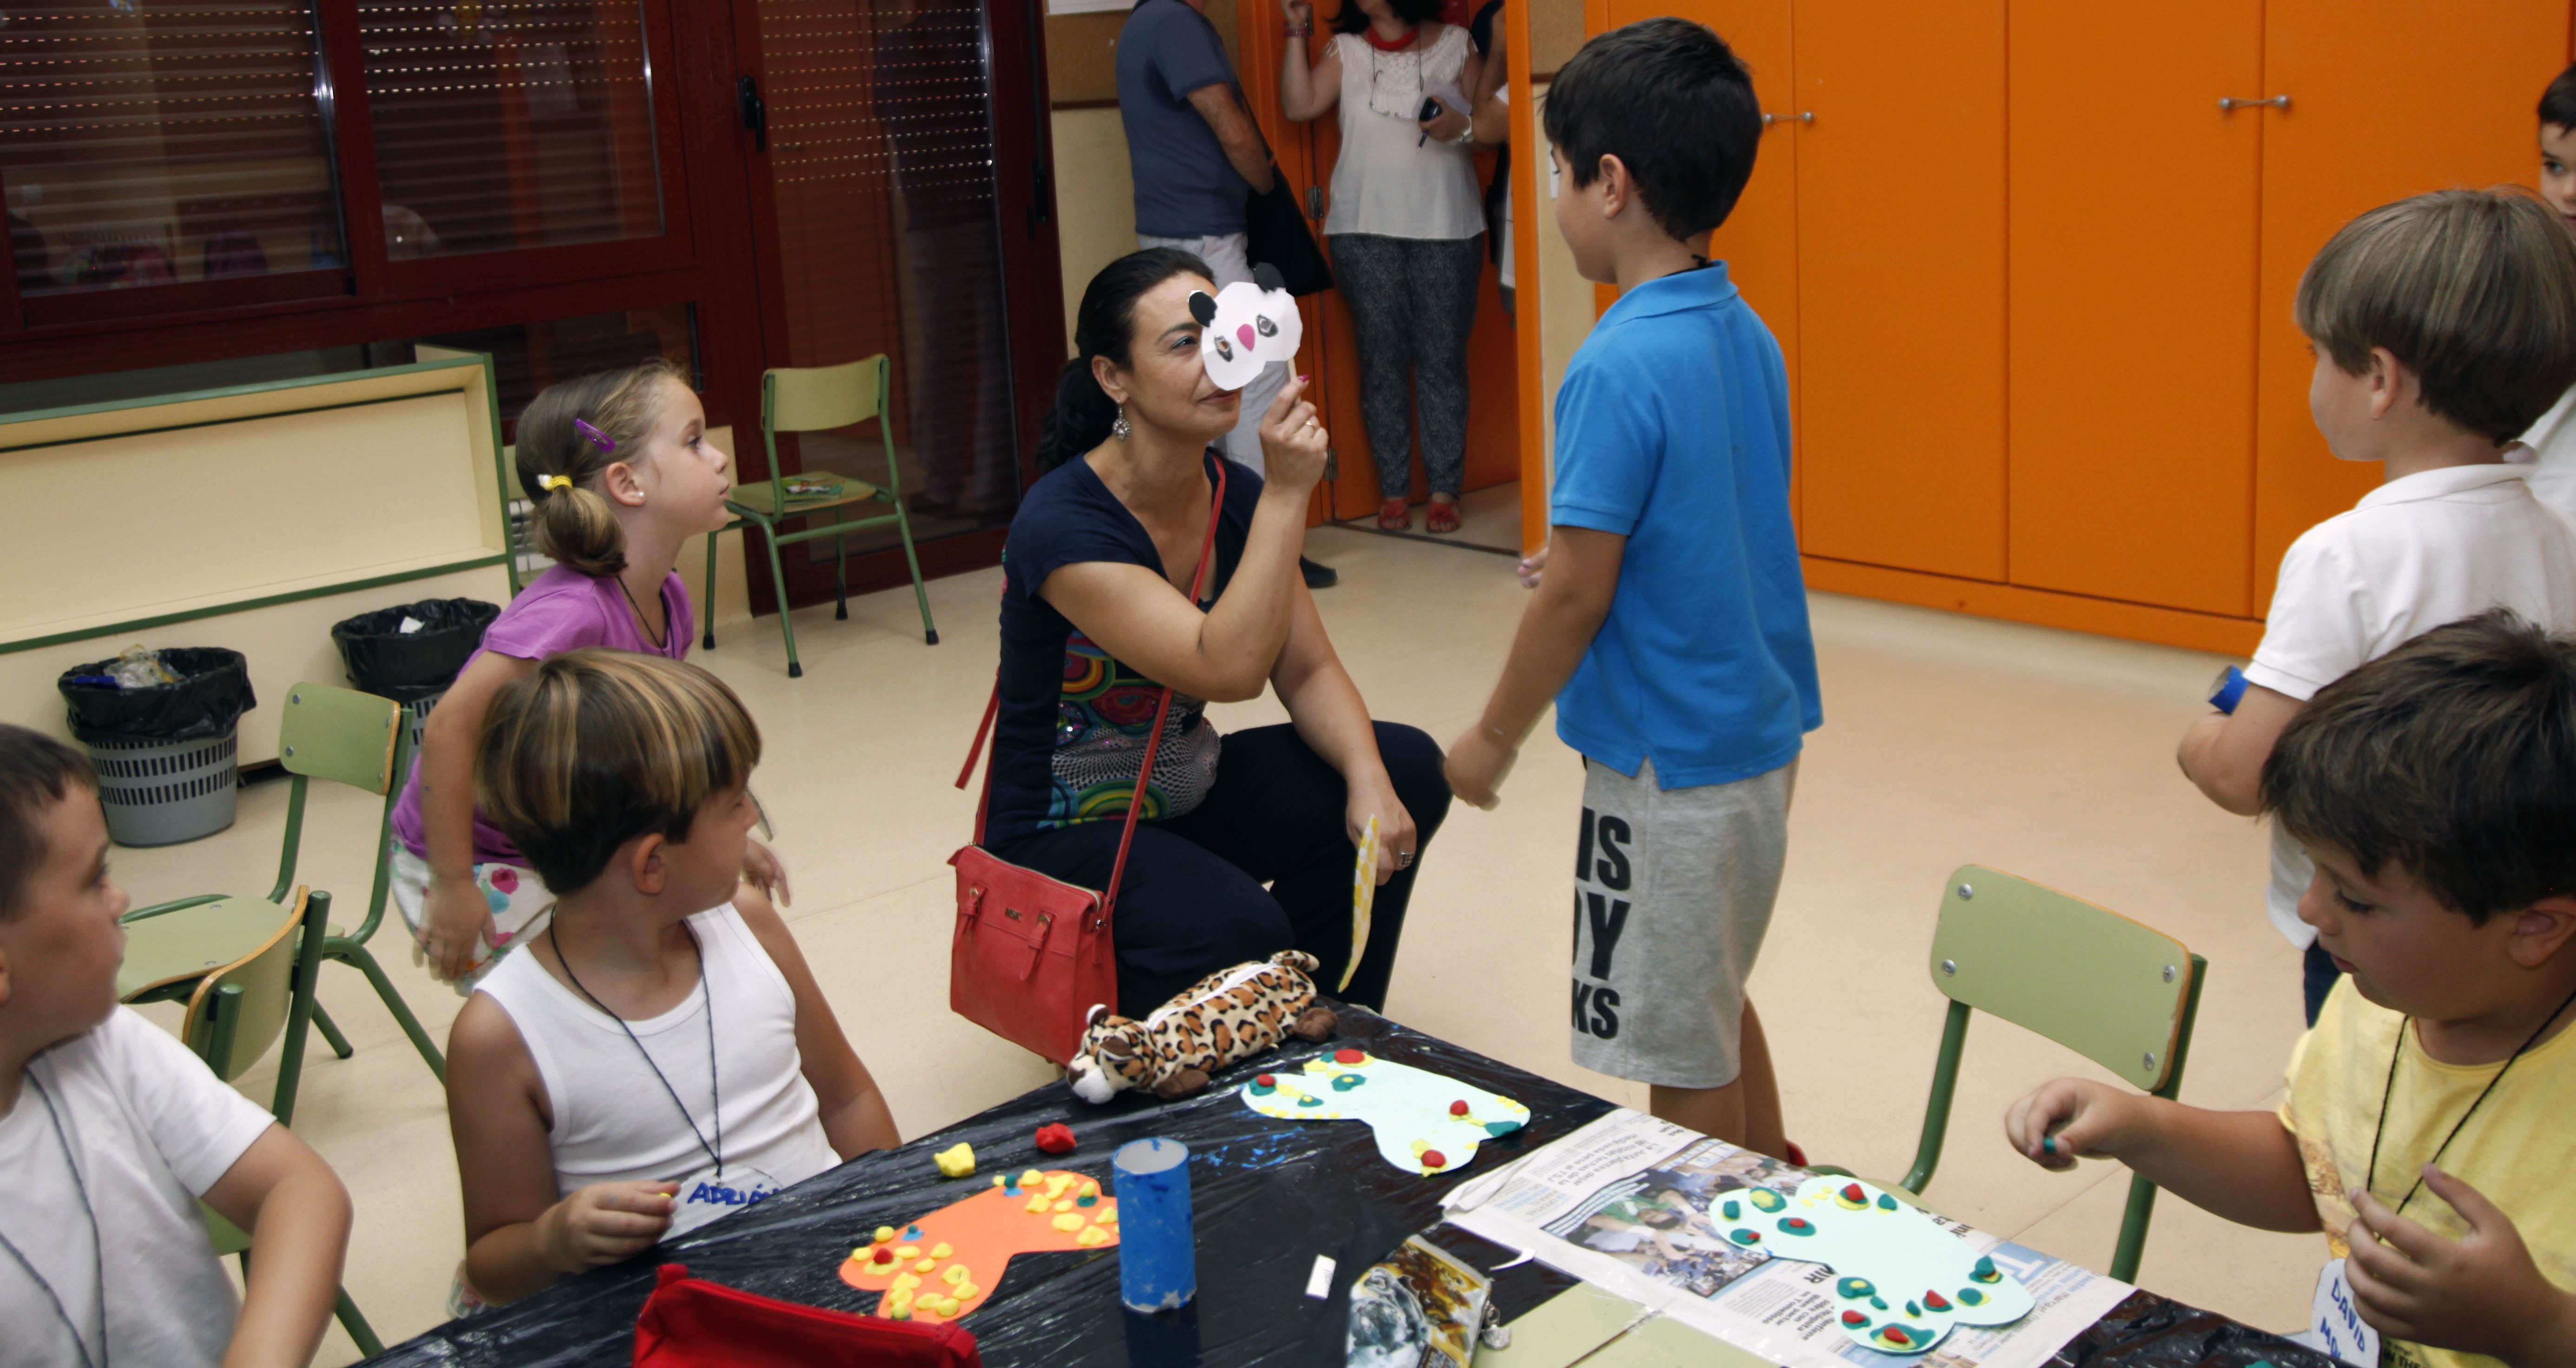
(539, 474, 573, 493)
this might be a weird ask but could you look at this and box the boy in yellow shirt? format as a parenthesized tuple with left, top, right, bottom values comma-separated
(2008, 610, 2576, 1368)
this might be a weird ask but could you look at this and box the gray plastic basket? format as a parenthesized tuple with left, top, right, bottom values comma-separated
(81, 728, 239, 847)
(400, 691, 442, 756)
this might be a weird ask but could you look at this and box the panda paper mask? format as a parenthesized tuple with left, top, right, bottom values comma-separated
(1188, 263, 1303, 391)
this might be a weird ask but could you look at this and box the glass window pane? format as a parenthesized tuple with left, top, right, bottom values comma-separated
(359, 0, 665, 258)
(760, 0, 1021, 559)
(410, 303, 696, 429)
(1, 1, 344, 296)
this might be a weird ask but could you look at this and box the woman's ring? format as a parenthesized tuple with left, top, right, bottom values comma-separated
(1396, 849, 1414, 868)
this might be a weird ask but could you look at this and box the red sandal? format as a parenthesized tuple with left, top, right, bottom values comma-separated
(1426, 498, 1461, 533)
(1377, 497, 1411, 530)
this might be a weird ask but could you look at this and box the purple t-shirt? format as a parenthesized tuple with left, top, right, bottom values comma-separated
(390, 563, 695, 867)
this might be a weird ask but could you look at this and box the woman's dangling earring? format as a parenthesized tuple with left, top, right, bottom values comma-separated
(1111, 408, 1131, 442)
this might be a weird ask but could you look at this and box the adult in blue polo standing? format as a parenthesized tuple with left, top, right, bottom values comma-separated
(1117, 0, 1335, 588)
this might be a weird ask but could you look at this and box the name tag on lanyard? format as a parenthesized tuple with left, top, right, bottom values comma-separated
(668, 1163, 783, 1239)
(2307, 1258, 2382, 1366)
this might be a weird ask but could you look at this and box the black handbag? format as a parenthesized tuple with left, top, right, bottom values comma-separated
(1246, 170, 1334, 297)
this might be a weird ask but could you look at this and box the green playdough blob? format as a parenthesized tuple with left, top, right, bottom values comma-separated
(1836, 1277, 1875, 1299)
(1331, 1074, 1366, 1092)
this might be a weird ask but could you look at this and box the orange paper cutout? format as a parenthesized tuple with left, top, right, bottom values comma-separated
(837, 1168, 1120, 1322)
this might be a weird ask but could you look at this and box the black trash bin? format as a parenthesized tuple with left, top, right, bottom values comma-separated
(331, 598, 500, 752)
(58, 647, 258, 847)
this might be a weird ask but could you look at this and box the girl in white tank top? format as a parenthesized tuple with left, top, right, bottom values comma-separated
(442, 651, 898, 1308)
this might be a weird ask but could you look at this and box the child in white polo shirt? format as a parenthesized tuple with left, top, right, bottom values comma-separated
(2176, 188, 2576, 1026)
(0, 724, 352, 1368)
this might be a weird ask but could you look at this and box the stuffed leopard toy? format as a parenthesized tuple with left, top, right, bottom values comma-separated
(1068, 950, 1340, 1103)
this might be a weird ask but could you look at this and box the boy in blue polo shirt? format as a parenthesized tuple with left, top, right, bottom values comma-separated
(1447, 18, 1818, 1157)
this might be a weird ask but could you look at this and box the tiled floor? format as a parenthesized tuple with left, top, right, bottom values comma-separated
(112, 525, 2324, 1362)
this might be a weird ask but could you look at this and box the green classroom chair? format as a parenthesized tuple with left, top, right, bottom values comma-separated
(704, 355, 938, 677)
(1807, 865, 2206, 1284)
(122, 683, 446, 1122)
(186, 889, 386, 1358)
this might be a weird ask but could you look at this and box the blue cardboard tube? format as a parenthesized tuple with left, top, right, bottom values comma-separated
(1114, 1138, 1196, 1312)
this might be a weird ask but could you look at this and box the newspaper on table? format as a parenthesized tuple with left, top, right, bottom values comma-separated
(1440, 1110, 2131, 1368)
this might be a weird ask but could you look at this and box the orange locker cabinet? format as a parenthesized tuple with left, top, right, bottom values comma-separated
(2007, 2, 2264, 617)
(2250, 0, 2568, 608)
(1790, 0, 2008, 581)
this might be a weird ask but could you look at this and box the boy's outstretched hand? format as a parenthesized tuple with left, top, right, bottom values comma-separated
(1445, 726, 1518, 811)
(2004, 1078, 2141, 1170)
(2345, 1166, 2576, 1365)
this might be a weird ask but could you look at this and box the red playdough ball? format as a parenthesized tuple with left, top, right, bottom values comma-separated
(1420, 1150, 1448, 1170)
(1034, 1123, 1077, 1155)
(1448, 1100, 1469, 1117)
(1334, 1048, 1365, 1065)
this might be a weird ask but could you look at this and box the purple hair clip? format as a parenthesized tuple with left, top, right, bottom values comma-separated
(573, 419, 617, 456)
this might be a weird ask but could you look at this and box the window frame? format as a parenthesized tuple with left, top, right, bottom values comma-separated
(0, 0, 722, 408)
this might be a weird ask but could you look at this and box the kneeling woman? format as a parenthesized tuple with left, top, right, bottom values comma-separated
(984, 248, 1449, 1015)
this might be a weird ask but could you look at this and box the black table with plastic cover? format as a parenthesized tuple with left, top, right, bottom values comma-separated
(370, 1006, 2341, 1368)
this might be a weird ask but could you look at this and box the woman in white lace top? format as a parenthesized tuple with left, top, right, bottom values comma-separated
(1278, 0, 1488, 534)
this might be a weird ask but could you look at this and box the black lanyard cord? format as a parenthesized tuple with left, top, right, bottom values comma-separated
(0, 1071, 107, 1368)
(551, 919, 723, 1177)
(2364, 981, 2576, 1218)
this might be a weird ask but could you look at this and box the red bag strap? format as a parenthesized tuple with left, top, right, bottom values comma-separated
(956, 459, 1231, 904)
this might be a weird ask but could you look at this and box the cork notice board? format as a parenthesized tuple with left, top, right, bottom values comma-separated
(1048, 0, 1240, 107)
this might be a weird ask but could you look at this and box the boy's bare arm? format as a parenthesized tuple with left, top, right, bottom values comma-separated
(1448, 526, 1624, 808)
(2006, 1079, 2319, 1233)
(2175, 683, 2301, 816)
(201, 1124, 351, 1368)
(733, 884, 900, 1157)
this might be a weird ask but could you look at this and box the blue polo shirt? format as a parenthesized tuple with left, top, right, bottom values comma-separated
(1549, 262, 1820, 788)
(1117, 0, 1250, 239)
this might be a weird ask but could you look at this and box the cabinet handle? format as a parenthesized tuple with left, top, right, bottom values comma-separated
(2217, 95, 2290, 112)
(1760, 111, 1814, 126)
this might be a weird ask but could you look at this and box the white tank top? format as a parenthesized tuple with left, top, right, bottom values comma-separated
(476, 904, 837, 1229)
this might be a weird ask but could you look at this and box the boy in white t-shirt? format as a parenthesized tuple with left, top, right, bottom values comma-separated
(2177, 189, 2576, 1026)
(0, 724, 351, 1368)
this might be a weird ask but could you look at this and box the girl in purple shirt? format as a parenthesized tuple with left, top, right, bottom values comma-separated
(389, 359, 789, 987)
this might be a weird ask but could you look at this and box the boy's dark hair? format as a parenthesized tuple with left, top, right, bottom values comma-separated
(1542, 18, 1761, 243)
(0, 724, 98, 923)
(2541, 62, 2576, 131)
(2291, 188, 2576, 443)
(475, 650, 762, 895)
(2262, 610, 2576, 924)
(1330, 0, 1440, 36)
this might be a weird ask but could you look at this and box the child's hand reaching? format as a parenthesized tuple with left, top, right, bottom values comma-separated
(742, 837, 792, 908)
(416, 872, 496, 984)
(540, 1181, 677, 1275)
(2345, 1166, 2576, 1362)
(2004, 1078, 2138, 1171)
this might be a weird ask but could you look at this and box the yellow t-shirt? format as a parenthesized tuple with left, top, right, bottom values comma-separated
(2281, 978, 2576, 1368)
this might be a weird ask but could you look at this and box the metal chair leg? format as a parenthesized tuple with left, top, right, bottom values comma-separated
(310, 1001, 355, 1060)
(891, 494, 937, 646)
(702, 527, 721, 650)
(759, 519, 804, 678)
(832, 506, 849, 621)
(334, 944, 446, 1081)
(336, 1289, 386, 1358)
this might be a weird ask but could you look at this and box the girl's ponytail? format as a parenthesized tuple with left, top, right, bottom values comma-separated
(514, 358, 681, 578)
(1034, 247, 1211, 473)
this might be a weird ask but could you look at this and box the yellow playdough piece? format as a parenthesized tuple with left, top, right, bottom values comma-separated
(887, 1291, 913, 1318)
(1043, 1174, 1073, 1199)
(1098, 1206, 1120, 1226)
(929, 1243, 953, 1259)
(892, 1272, 922, 1292)
(1052, 1198, 1072, 1212)
(913, 1257, 936, 1273)
(1077, 1224, 1110, 1247)
(954, 1281, 980, 1300)
(1019, 1169, 1045, 1187)
(934, 1142, 977, 1179)
(874, 1226, 896, 1244)
(1025, 1194, 1052, 1214)
(1079, 1177, 1101, 1197)
(991, 1174, 1006, 1187)
(895, 1245, 920, 1259)
(1052, 1212, 1086, 1232)
(942, 1263, 971, 1286)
